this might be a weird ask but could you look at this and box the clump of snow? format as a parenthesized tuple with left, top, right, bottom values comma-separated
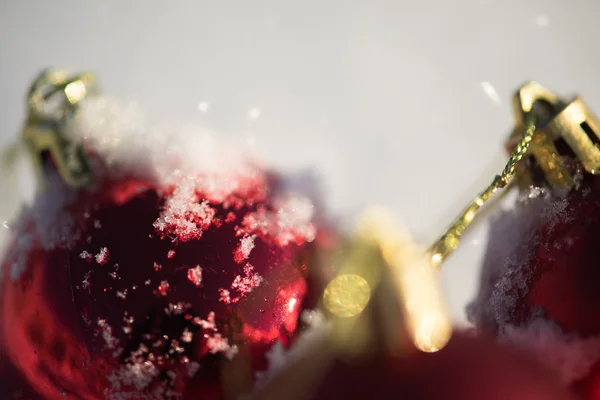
(97, 318, 120, 352)
(234, 234, 256, 263)
(219, 264, 264, 304)
(231, 263, 264, 295)
(156, 280, 170, 296)
(241, 196, 316, 247)
(81, 271, 92, 292)
(186, 265, 203, 287)
(5, 94, 318, 282)
(181, 329, 193, 343)
(164, 302, 189, 316)
(153, 178, 215, 241)
(218, 288, 232, 304)
(189, 311, 238, 358)
(27, 171, 81, 250)
(467, 187, 572, 330)
(105, 343, 163, 400)
(5, 171, 81, 280)
(63, 95, 267, 196)
(465, 184, 600, 384)
(192, 311, 216, 330)
(501, 318, 600, 384)
(62, 95, 275, 243)
(95, 247, 109, 264)
(2, 170, 82, 280)
(206, 334, 239, 359)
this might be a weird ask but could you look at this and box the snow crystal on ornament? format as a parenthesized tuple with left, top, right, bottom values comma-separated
(501, 318, 600, 385)
(218, 263, 264, 304)
(234, 234, 256, 263)
(153, 179, 215, 241)
(105, 343, 163, 400)
(95, 247, 109, 264)
(6, 171, 81, 279)
(81, 271, 92, 292)
(206, 334, 238, 358)
(218, 288, 232, 304)
(6, 95, 318, 284)
(186, 265, 203, 287)
(231, 263, 263, 295)
(27, 171, 80, 250)
(468, 187, 572, 330)
(156, 280, 170, 296)
(63, 95, 267, 198)
(97, 318, 120, 351)
(241, 196, 316, 247)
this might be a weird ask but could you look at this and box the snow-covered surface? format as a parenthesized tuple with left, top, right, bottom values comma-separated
(501, 318, 600, 385)
(3, 1, 600, 324)
(2, 93, 317, 286)
(467, 188, 571, 329)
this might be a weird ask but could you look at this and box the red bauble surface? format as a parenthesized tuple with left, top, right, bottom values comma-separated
(471, 172, 600, 398)
(311, 333, 574, 400)
(253, 331, 574, 400)
(0, 169, 318, 399)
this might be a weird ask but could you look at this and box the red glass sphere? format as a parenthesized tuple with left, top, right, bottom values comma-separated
(0, 168, 318, 399)
(471, 166, 600, 398)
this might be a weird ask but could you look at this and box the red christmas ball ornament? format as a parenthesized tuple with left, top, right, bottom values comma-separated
(469, 82, 600, 398)
(0, 71, 322, 399)
(247, 212, 574, 400)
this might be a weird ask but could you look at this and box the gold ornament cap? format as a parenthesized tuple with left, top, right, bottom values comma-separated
(508, 81, 600, 190)
(22, 69, 97, 188)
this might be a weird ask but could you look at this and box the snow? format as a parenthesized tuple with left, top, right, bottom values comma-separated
(467, 187, 572, 330)
(231, 263, 264, 296)
(234, 234, 256, 263)
(156, 280, 170, 296)
(466, 184, 600, 384)
(219, 264, 264, 304)
(105, 343, 162, 399)
(186, 265, 203, 287)
(241, 196, 316, 247)
(97, 318, 119, 351)
(95, 247, 109, 264)
(218, 288, 232, 304)
(63, 95, 268, 203)
(22, 171, 81, 250)
(5, 95, 318, 280)
(501, 318, 600, 384)
(81, 270, 92, 292)
(153, 179, 215, 241)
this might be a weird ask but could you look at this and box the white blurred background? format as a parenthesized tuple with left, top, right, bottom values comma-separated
(2, 0, 600, 325)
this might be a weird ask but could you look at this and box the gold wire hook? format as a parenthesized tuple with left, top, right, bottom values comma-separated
(430, 82, 600, 266)
(428, 111, 537, 267)
(22, 69, 97, 188)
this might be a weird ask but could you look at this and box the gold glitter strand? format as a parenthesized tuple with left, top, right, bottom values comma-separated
(429, 112, 536, 267)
